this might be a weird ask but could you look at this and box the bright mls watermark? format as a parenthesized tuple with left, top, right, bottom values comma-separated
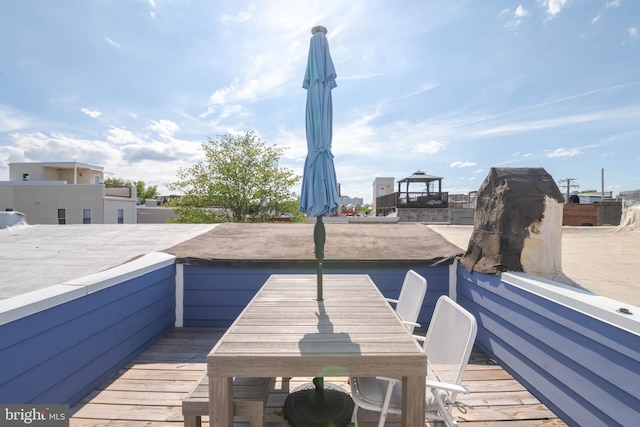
(1, 405, 69, 426)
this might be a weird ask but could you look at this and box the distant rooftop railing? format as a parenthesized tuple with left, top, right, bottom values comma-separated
(376, 191, 449, 211)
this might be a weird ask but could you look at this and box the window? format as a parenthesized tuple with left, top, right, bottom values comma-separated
(57, 209, 66, 225)
(117, 209, 124, 224)
(93, 174, 102, 184)
(82, 208, 92, 224)
(22, 173, 29, 181)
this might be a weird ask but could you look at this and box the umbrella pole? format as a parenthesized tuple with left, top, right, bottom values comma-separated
(314, 217, 325, 398)
(314, 215, 325, 301)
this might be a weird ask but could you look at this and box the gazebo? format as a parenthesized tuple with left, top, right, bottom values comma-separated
(397, 170, 443, 204)
(375, 170, 448, 217)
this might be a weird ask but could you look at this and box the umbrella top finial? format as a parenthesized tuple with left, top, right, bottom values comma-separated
(311, 25, 327, 35)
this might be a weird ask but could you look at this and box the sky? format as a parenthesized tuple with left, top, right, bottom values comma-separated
(1, 0, 639, 204)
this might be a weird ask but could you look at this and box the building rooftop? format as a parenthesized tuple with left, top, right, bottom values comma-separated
(0, 223, 216, 300)
(1, 220, 639, 307)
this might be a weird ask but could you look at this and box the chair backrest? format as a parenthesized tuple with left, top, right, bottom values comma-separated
(424, 296, 477, 393)
(395, 270, 427, 332)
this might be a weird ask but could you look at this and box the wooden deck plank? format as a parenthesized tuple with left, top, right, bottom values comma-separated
(122, 362, 205, 371)
(81, 390, 189, 405)
(72, 403, 183, 422)
(70, 420, 183, 427)
(115, 369, 204, 382)
(98, 379, 198, 393)
(70, 327, 567, 426)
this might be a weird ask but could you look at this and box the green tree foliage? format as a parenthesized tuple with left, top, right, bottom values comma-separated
(104, 177, 158, 203)
(103, 177, 128, 188)
(169, 131, 301, 223)
(357, 204, 372, 216)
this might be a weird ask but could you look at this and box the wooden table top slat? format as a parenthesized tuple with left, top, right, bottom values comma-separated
(207, 274, 426, 378)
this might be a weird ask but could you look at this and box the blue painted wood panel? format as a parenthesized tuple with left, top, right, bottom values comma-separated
(456, 265, 640, 427)
(182, 263, 450, 328)
(0, 265, 176, 405)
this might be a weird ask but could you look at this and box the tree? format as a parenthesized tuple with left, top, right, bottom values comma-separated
(169, 131, 301, 223)
(134, 181, 158, 202)
(103, 177, 128, 188)
(104, 177, 158, 203)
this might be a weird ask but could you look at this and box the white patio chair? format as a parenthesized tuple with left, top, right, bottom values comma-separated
(350, 296, 478, 427)
(385, 270, 427, 333)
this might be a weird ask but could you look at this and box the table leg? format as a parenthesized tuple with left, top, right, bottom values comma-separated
(401, 375, 426, 426)
(209, 376, 233, 427)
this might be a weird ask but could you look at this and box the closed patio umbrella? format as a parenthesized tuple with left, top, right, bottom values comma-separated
(299, 25, 339, 302)
(284, 26, 353, 427)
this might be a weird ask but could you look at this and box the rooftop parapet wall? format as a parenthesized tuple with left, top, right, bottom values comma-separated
(563, 202, 622, 226)
(457, 267, 640, 427)
(0, 252, 176, 405)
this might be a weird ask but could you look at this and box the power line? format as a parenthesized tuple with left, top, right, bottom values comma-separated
(558, 177, 579, 200)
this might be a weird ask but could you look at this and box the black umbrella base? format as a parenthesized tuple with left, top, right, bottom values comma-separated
(283, 382, 354, 427)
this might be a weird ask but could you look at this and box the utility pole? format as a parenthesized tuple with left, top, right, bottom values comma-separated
(558, 178, 579, 201)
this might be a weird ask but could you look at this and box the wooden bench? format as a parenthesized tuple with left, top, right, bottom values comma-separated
(182, 374, 273, 427)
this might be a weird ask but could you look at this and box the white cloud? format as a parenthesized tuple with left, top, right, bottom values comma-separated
(104, 36, 121, 48)
(538, 0, 570, 19)
(219, 105, 243, 119)
(81, 108, 102, 118)
(629, 27, 639, 40)
(469, 105, 640, 138)
(594, 1, 621, 24)
(514, 5, 529, 18)
(147, 0, 156, 7)
(209, 79, 240, 105)
(106, 126, 145, 145)
(546, 148, 582, 158)
(203, 41, 306, 121)
(450, 161, 477, 168)
(149, 120, 180, 139)
(0, 105, 30, 132)
(3, 131, 120, 166)
(412, 140, 445, 154)
(503, 5, 529, 29)
(219, 5, 255, 23)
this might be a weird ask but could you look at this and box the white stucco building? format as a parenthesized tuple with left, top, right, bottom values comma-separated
(0, 161, 137, 224)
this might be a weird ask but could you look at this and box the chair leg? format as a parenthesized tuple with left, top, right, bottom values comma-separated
(433, 390, 457, 427)
(377, 379, 397, 427)
(351, 404, 359, 427)
(378, 408, 388, 427)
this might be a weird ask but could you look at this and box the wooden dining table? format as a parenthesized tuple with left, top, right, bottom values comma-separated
(207, 274, 427, 426)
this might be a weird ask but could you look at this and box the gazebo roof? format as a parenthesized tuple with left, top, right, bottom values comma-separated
(397, 170, 443, 184)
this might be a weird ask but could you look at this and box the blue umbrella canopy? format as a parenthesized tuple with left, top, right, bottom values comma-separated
(299, 26, 339, 218)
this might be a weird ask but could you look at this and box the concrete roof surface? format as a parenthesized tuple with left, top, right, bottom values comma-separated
(429, 224, 640, 308)
(0, 224, 216, 300)
(1, 221, 638, 308)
